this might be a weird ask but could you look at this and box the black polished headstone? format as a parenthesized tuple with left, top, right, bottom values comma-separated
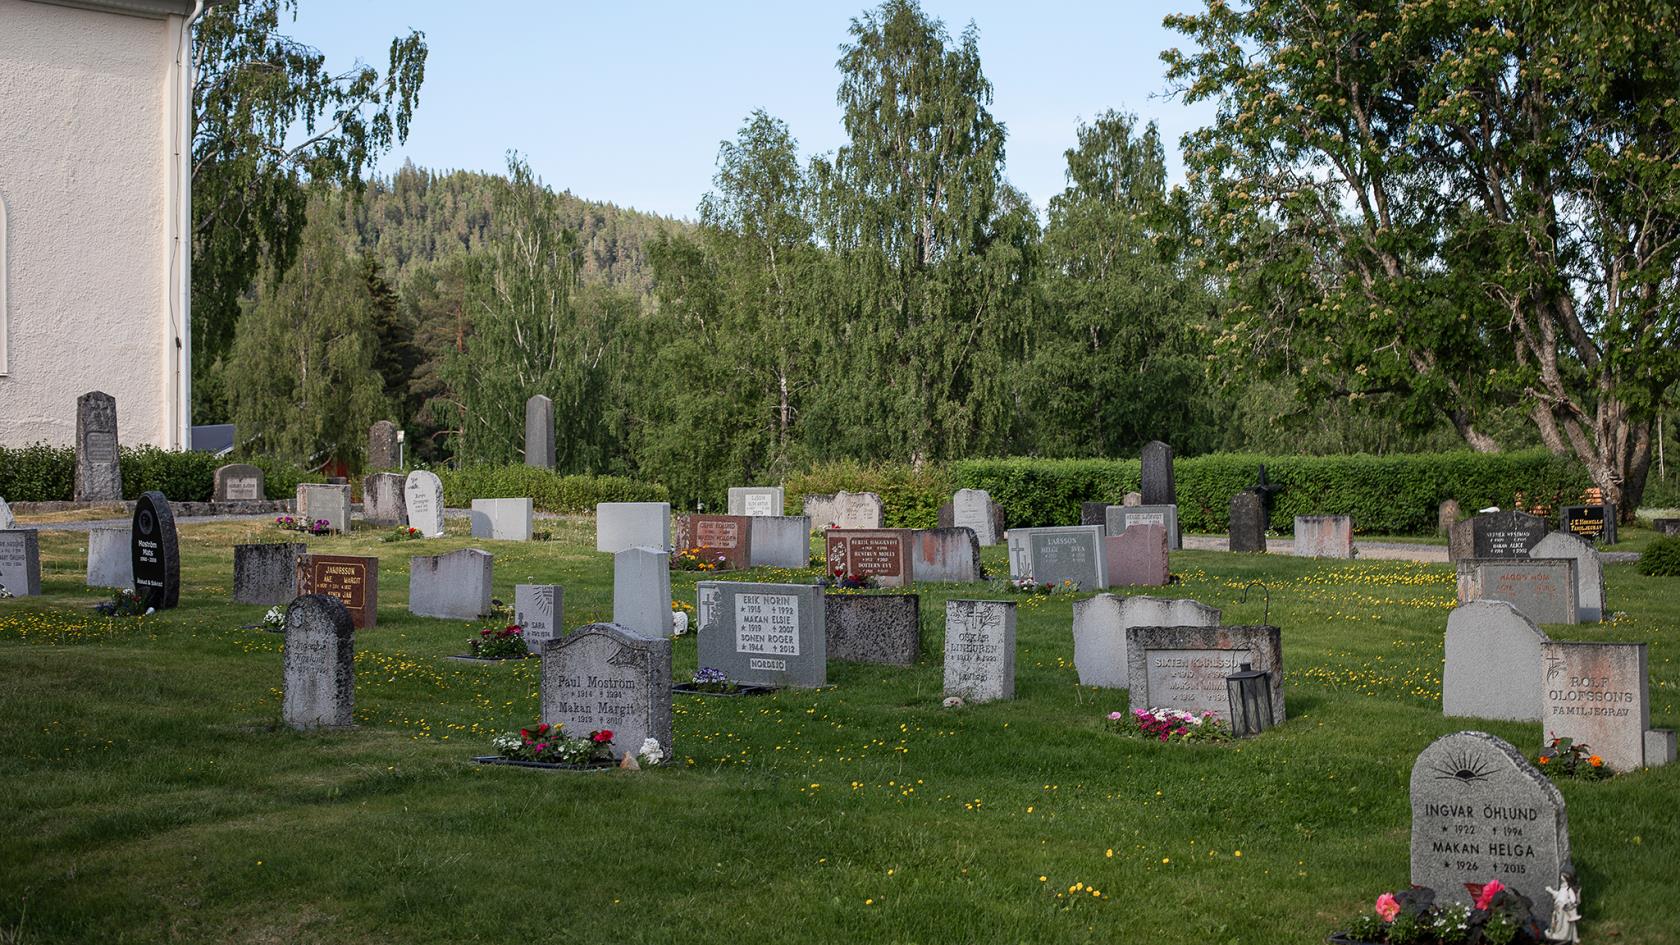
(1562, 503, 1615, 545)
(1469, 510, 1548, 558)
(130, 491, 180, 609)
(1141, 441, 1175, 506)
(1229, 491, 1267, 553)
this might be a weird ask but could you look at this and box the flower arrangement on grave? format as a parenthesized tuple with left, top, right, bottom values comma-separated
(380, 525, 422, 543)
(672, 545, 728, 572)
(490, 723, 615, 765)
(823, 569, 878, 590)
(94, 588, 150, 618)
(637, 738, 665, 766)
(1534, 735, 1610, 781)
(275, 515, 331, 536)
(1334, 881, 1545, 945)
(0, 584, 12, 599)
(262, 605, 286, 630)
(470, 624, 528, 660)
(1107, 707, 1232, 743)
(689, 667, 743, 694)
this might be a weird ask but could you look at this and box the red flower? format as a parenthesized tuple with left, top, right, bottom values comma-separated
(519, 728, 530, 738)
(507, 625, 523, 635)
(536, 723, 550, 734)
(591, 729, 613, 743)
(480, 628, 492, 636)
(1473, 879, 1506, 911)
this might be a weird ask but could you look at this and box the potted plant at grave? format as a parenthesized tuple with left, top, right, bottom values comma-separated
(1106, 707, 1232, 743)
(822, 569, 878, 590)
(672, 666, 777, 697)
(469, 624, 529, 660)
(1534, 735, 1611, 781)
(1330, 881, 1547, 944)
(480, 723, 616, 769)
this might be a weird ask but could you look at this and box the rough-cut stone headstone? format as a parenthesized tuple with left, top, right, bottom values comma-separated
(296, 483, 351, 533)
(675, 514, 753, 570)
(296, 554, 378, 628)
(408, 549, 493, 620)
(524, 395, 554, 469)
(908, 527, 983, 583)
(470, 498, 532, 541)
(130, 491, 179, 609)
(367, 420, 399, 470)
(825, 529, 915, 587)
(1457, 558, 1579, 625)
(1561, 503, 1615, 546)
(1104, 504, 1181, 551)
(1104, 523, 1169, 587)
(1080, 501, 1109, 526)
(1019, 525, 1106, 590)
(362, 472, 408, 527)
(697, 582, 825, 687)
(597, 502, 672, 553)
(1438, 499, 1462, 537)
(403, 470, 445, 538)
(1072, 595, 1220, 688)
(86, 525, 133, 589)
(945, 599, 1015, 702)
(213, 464, 265, 501)
(0, 529, 42, 597)
(0, 497, 13, 530)
(514, 583, 564, 654)
(1123, 492, 1144, 507)
(1125, 624, 1284, 722)
(1542, 642, 1656, 772)
(802, 490, 884, 531)
(728, 486, 784, 517)
(1409, 731, 1569, 910)
(950, 488, 1000, 546)
(282, 594, 356, 730)
(1294, 515, 1354, 559)
(1141, 440, 1176, 506)
(825, 593, 920, 665)
(233, 542, 306, 605)
(540, 623, 672, 761)
(1460, 510, 1549, 560)
(748, 515, 811, 569)
(1531, 532, 1605, 623)
(1442, 601, 1549, 722)
(613, 546, 672, 638)
(74, 391, 121, 502)
(1228, 492, 1267, 553)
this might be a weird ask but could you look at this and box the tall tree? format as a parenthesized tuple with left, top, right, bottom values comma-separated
(1165, 0, 1680, 513)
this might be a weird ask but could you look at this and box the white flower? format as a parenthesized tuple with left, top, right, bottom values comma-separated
(638, 737, 665, 766)
(262, 605, 286, 627)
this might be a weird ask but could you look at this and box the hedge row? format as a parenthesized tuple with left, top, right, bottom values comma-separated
(0, 444, 319, 502)
(784, 460, 954, 528)
(437, 465, 668, 513)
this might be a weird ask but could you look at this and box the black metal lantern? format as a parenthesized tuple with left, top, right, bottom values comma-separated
(1225, 662, 1274, 737)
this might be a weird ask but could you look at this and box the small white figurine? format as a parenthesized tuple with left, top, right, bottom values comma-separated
(1545, 870, 1581, 944)
(671, 611, 690, 636)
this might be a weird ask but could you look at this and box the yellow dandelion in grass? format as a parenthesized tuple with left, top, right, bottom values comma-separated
(1105, 849, 1113, 858)
(1039, 875, 1047, 882)
(864, 898, 874, 906)
(1234, 851, 1242, 857)
(1162, 857, 1171, 865)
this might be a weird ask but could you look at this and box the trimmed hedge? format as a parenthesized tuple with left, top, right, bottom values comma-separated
(0, 444, 321, 502)
(437, 465, 667, 513)
(785, 461, 955, 528)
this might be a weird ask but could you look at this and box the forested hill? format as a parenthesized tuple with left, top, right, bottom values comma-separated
(349, 162, 686, 299)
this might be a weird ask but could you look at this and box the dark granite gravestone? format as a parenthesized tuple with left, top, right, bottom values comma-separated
(1561, 504, 1615, 545)
(524, 395, 555, 469)
(130, 491, 179, 609)
(1141, 440, 1175, 506)
(0, 529, 42, 597)
(944, 599, 1015, 702)
(233, 542, 306, 605)
(676, 514, 754, 571)
(282, 594, 357, 730)
(1409, 731, 1569, 911)
(824, 529, 915, 587)
(74, 391, 121, 502)
(362, 472, 408, 527)
(540, 622, 672, 761)
(213, 464, 265, 501)
(514, 583, 564, 654)
(367, 420, 399, 470)
(295, 554, 378, 628)
(1125, 624, 1284, 722)
(696, 582, 826, 687)
(1465, 510, 1549, 559)
(825, 593, 920, 665)
(1228, 491, 1267, 553)
(1080, 501, 1109, 527)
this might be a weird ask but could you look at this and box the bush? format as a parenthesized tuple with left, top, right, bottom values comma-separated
(1638, 536, 1680, 576)
(0, 442, 324, 502)
(437, 466, 667, 513)
(0, 443, 75, 501)
(785, 460, 955, 528)
(120, 447, 219, 500)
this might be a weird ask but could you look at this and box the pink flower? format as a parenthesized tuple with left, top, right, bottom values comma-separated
(1474, 880, 1505, 911)
(1108, 712, 1123, 721)
(1375, 893, 1400, 922)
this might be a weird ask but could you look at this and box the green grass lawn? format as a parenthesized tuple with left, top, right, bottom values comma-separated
(2, 518, 1675, 944)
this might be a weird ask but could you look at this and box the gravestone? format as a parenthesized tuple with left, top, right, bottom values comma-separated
(1531, 532, 1605, 623)
(1010, 525, 1106, 590)
(403, 470, 446, 538)
(728, 486, 784, 517)
(213, 464, 265, 501)
(1123, 492, 1143, 507)
(596, 502, 672, 553)
(613, 546, 673, 638)
(74, 391, 121, 502)
(1125, 624, 1285, 722)
(1079, 501, 1108, 527)
(86, 525, 133, 588)
(909, 527, 983, 583)
(1141, 440, 1176, 506)
(540, 623, 672, 762)
(675, 514, 753, 570)
(1103, 523, 1169, 587)
(0, 497, 13, 530)
(367, 420, 399, 470)
(524, 395, 555, 469)
(1455, 510, 1549, 561)
(825, 593, 920, 665)
(1294, 515, 1355, 559)
(1438, 499, 1462, 537)
(748, 515, 812, 569)
(1457, 558, 1579, 625)
(0, 529, 42, 597)
(944, 599, 1016, 702)
(1228, 492, 1267, 553)
(296, 483, 351, 533)
(802, 490, 884, 531)
(1442, 601, 1550, 722)
(130, 491, 179, 609)
(695, 581, 720, 635)
(282, 594, 356, 730)
(949, 488, 1001, 546)
(696, 582, 826, 687)
(1541, 642, 1660, 772)
(1652, 518, 1680, 537)
(1072, 595, 1221, 689)
(1561, 503, 1615, 546)
(514, 584, 564, 654)
(824, 529, 915, 587)
(1646, 730, 1677, 766)
(296, 554, 378, 628)
(408, 549, 493, 620)
(1104, 504, 1181, 551)
(470, 498, 532, 541)
(233, 542, 306, 605)
(362, 472, 408, 528)
(1409, 731, 1569, 910)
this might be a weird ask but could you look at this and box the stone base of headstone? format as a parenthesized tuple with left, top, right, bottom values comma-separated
(825, 593, 920, 665)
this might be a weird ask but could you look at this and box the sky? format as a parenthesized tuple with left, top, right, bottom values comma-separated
(289, 2, 1216, 221)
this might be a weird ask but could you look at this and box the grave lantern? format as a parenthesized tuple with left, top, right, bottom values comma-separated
(1225, 663, 1274, 737)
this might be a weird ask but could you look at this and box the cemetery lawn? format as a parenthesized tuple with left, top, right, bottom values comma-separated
(3, 519, 1677, 945)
